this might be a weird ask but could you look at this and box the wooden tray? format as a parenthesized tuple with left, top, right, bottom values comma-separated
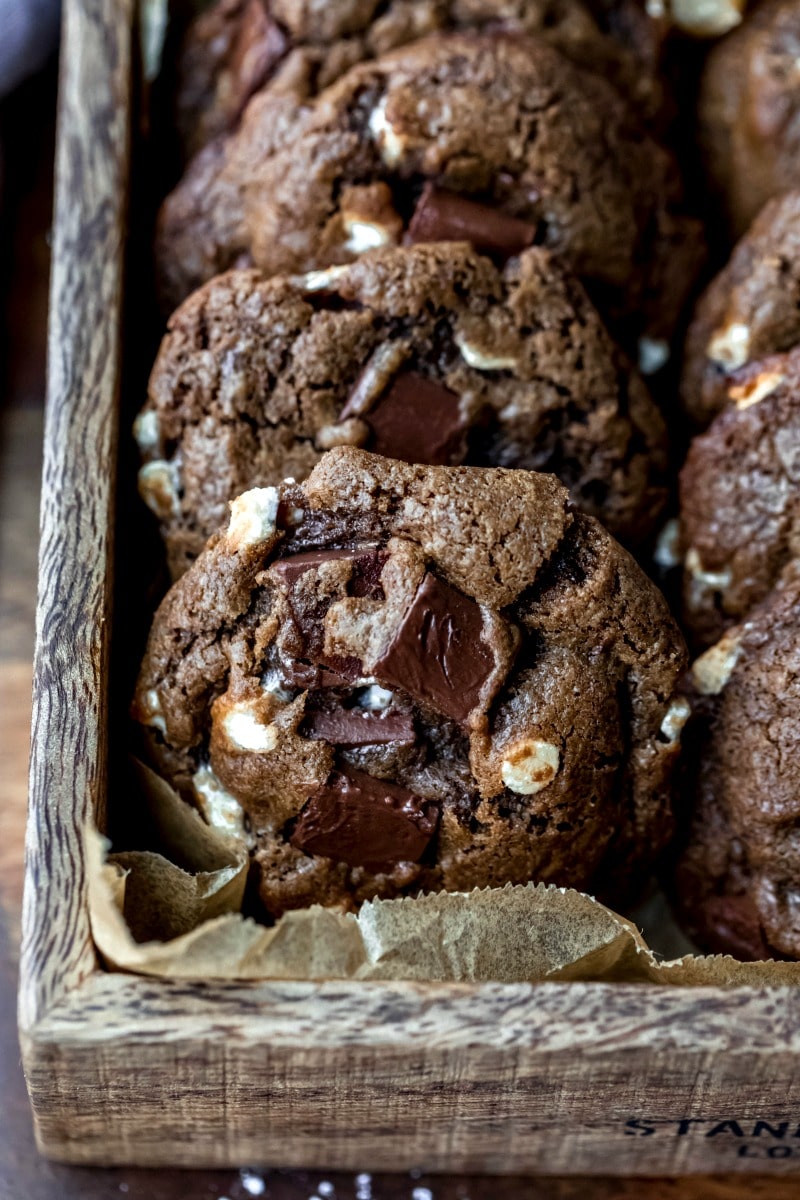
(18, 0, 800, 1174)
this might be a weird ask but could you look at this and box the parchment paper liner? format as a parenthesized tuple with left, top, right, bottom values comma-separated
(87, 763, 799, 986)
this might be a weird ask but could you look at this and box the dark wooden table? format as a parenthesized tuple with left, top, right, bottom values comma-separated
(0, 64, 796, 1200)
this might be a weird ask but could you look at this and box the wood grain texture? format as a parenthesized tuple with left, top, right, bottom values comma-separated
(21, 971, 800, 1172)
(19, 0, 132, 1032)
(16, 0, 800, 1180)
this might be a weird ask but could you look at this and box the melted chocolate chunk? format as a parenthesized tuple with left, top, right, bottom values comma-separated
(290, 768, 438, 867)
(407, 183, 537, 260)
(302, 704, 416, 746)
(271, 546, 386, 597)
(272, 546, 387, 680)
(374, 573, 497, 725)
(364, 370, 469, 466)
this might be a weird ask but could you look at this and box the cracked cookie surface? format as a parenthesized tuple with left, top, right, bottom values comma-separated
(138, 244, 669, 579)
(174, 0, 668, 160)
(679, 346, 800, 650)
(674, 566, 800, 960)
(132, 448, 687, 916)
(681, 191, 800, 429)
(157, 32, 700, 340)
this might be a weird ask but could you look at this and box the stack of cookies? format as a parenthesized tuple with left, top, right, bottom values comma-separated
(130, 0, 800, 958)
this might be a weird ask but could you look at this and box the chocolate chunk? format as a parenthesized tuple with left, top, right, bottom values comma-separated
(278, 659, 353, 691)
(302, 704, 416, 746)
(290, 768, 438, 867)
(374, 572, 497, 725)
(272, 547, 387, 680)
(364, 370, 469, 466)
(271, 546, 386, 597)
(407, 183, 537, 260)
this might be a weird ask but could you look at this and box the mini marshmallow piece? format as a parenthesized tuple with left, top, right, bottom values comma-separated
(315, 418, 369, 451)
(671, 0, 743, 36)
(706, 321, 751, 370)
(141, 688, 167, 735)
(358, 685, 394, 711)
(340, 341, 411, 420)
(368, 96, 405, 166)
(133, 409, 161, 454)
(685, 547, 732, 596)
(638, 337, 670, 376)
(654, 518, 681, 570)
(728, 369, 786, 410)
(292, 265, 351, 292)
(343, 217, 397, 255)
(138, 460, 181, 521)
(261, 668, 294, 702)
(659, 697, 692, 743)
(192, 765, 249, 840)
(222, 702, 279, 752)
(501, 739, 560, 794)
(455, 332, 518, 372)
(227, 487, 279, 550)
(691, 627, 744, 695)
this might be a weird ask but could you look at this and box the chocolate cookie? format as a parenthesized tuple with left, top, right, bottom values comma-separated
(175, 0, 668, 160)
(132, 448, 687, 916)
(674, 566, 800, 960)
(681, 190, 800, 428)
(157, 33, 701, 342)
(698, 0, 800, 240)
(137, 244, 669, 579)
(679, 348, 800, 649)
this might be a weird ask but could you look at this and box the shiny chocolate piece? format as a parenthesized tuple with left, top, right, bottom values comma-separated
(374, 572, 496, 725)
(365, 370, 468, 466)
(407, 183, 538, 260)
(272, 546, 388, 681)
(278, 659, 353, 691)
(302, 704, 415, 746)
(290, 768, 438, 867)
(271, 546, 387, 597)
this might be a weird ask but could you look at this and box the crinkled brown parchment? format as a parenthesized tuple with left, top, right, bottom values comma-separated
(86, 762, 800, 985)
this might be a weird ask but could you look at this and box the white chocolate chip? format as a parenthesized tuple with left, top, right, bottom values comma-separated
(222, 703, 279, 753)
(653, 518, 681, 571)
(685, 547, 732, 599)
(368, 96, 406, 166)
(728, 369, 785, 410)
(192, 766, 249, 841)
(670, 0, 743, 36)
(141, 688, 167, 735)
(645, 0, 666, 16)
(342, 216, 397, 255)
(227, 487, 279, 550)
(137, 459, 181, 521)
(501, 739, 560, 795)
(315, 417, 369, 451)
(691, 627, 744, 695)
(455, 331, 518, 372)
(706, 321, 751, 370)
(292, 264, 351, 293)
(659, 697, 692, 743)
(638, 337, 670, 376)
(358, 685, 394, 711)
(133, 409, 161, 455)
